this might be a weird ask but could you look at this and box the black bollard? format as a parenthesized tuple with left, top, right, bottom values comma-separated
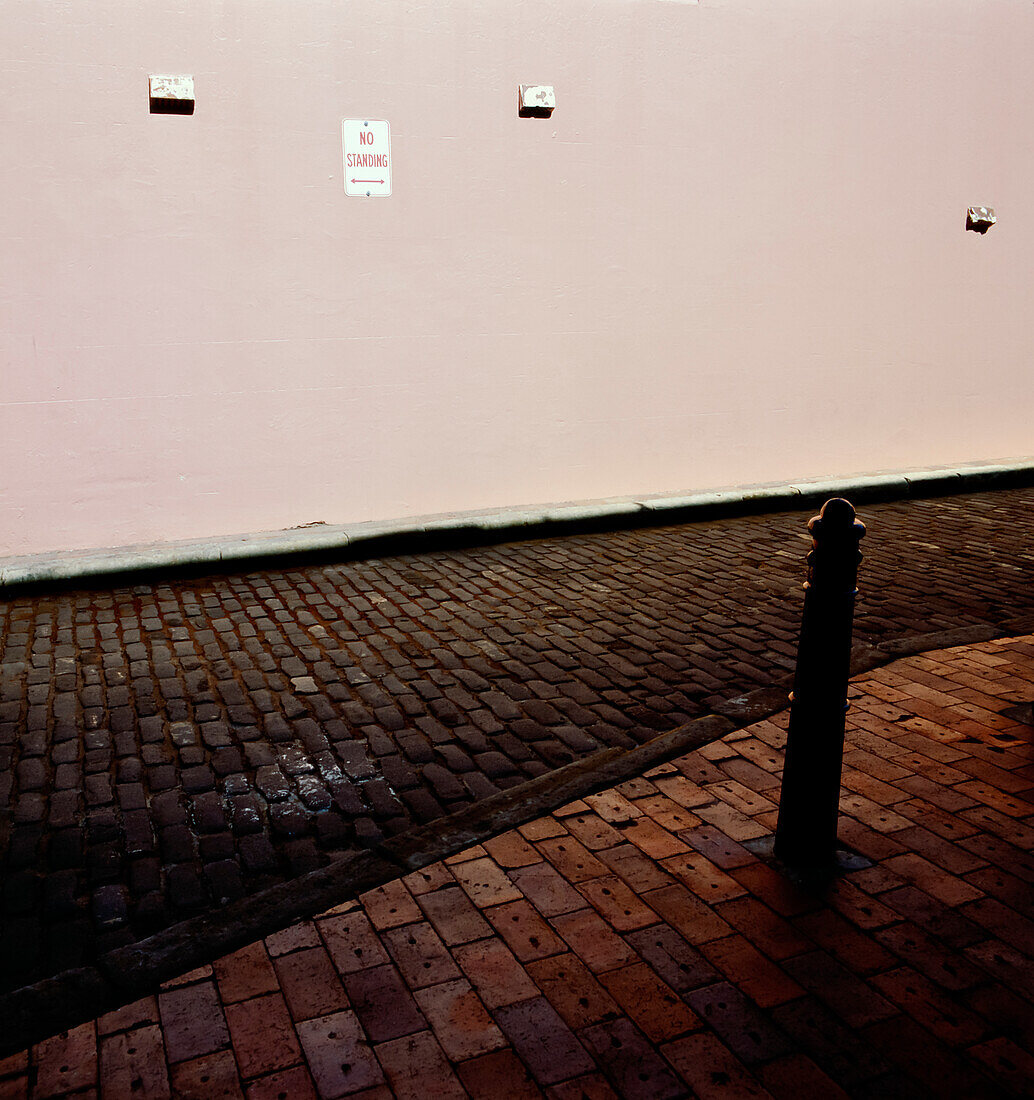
(774, 498, 865, 868)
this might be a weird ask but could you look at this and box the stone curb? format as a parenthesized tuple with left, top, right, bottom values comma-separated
(5, 617, 1034, 1056)
(3, 459, 1033, 591)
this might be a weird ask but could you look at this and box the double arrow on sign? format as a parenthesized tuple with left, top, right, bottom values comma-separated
(351, 178, 385, 185)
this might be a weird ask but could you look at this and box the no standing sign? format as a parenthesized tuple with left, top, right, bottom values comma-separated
(342, 120, 392, 197)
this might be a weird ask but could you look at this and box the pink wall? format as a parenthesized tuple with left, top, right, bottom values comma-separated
(3, 0, 1033, 558)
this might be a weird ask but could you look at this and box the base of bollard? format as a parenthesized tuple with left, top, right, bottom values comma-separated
(744, 834, 873, 886)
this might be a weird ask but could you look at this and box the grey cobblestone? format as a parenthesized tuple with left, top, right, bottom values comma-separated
(191, 792, 227, 833)
(329, 779, 364, 816)
(228, 794, 265, 834)
(255, 765, 290, 802)
(166, 864, 204, 909)
(239, 834, 277, 873)
(269, 801, 310, 837)
(203, 859, 244, 904)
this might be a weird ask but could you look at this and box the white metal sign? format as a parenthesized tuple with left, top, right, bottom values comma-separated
(342, 119, 391, 197)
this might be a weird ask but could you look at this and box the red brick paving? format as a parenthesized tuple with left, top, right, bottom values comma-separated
(3, 634, 1033, 1098)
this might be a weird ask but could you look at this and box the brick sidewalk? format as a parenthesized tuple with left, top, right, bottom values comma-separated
(3, 635, 1031, 1099)
(3, 487, 1034, 995)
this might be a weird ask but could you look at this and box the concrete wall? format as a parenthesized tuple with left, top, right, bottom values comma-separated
(3, 0, 1032, 558)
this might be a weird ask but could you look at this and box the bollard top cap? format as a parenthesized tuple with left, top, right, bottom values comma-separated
(808, 497, 866, 539)
(819, 497, 857, 523)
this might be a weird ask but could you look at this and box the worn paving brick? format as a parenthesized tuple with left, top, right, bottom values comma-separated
(595, 843, 674, 894)
(342, 963, 427, 1043)
(598, 961, 700, 1042)
(630, 791, 702, 834)
(715, 896, 813, 961)
(560, 813, 625, 853)
(273, 945, 350, 1021)
(662, 1030, 772, 1099)
(96, 995, 159, 1037)
(878, 885, 983, 948)
(451, 857, 524, 909)
(685, 980, 794, 1066)
(507, 861, 587, 918)
(518, 817, 569, 843)
(536, 835, 610, 883)
(881, 853, 986, 907)
(524, 953, 620, 1030)
(729, 862, 820, 919)
(548, 907, 640, 976)
(158, 981, 230, 1064)
(213, 942, 280, 1005)
(963, 937, 1034, 1002)
(967, 1036, 1034, 1097)
(455, 1049, 543, 1100)
(265, 920, 321, 958)
(99, 1024, 170, 1100)
(682, 824, 756, 870)
(612, 816, 690, 860)
(493, 997, 595, 1087)
(868, 966, 992, 1047)
(545, 1073, 620, 1099)
(32, 1023, 98, 1098)
(790, 909, 895, 976)
(659, 850, 747, 904)
(168, 1049, 245, 1099)
(485, 899, 568, 962)
(483, 830, 541, 869)
(623, 925, 717, 994)
(245, 1064, 319, 1100)
(382, 921, 461, 989)
(781, 950, 896, 1029)
(416, 885, 493, 946)
(374, 1030, 466, 1100)
(224, 992, 303, 1079)
(318, 910, 391, 975)
(358, 880, 421, 930)
(575, 876, 658, 932)
(699, 934, 805, 1008)
(641, 883, 733, 946)
(874, 922, 987, 991)
(295, 1009, 385, 1097)
(862, 1016, 1001, 1100)
(577, 1017, 684, 1099)
(160, 964, 214, 991)
(453, 937, 540, 1009)
(759, 1052, 851, 1100)
(403, 863, 454, 897)
(960, 896, 1034, 955)
(412, 978, 508, 1061)
(770, 996, 891, 1088)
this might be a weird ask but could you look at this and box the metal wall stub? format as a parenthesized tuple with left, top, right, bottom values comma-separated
(966, 206, 996, 233)
(519, 85, 555, 118)
(149, 74, 195, 115)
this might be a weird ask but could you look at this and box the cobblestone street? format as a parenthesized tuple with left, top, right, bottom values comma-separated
(2, 488, 1033, 994)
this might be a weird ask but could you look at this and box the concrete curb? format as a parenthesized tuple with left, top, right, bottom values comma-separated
(3, 458, 1034, 591)
(4, 618, 1034, 1056)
